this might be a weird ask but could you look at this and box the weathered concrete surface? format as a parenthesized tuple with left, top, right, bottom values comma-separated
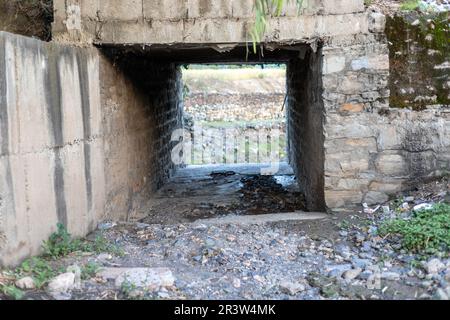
(195, 212, 327, 226)
(0, 31, 105, 266)
(52, 0, 367, 44)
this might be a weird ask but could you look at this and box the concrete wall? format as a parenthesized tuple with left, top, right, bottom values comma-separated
(0, 31, 105, 266)
(0, 32, 184, 266)
(52, 0, 367, 44)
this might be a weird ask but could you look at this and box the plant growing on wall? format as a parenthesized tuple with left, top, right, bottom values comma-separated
(250, 0, 304, 53)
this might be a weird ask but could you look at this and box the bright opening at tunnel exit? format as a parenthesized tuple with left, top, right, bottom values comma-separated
(176, 64, 288, 175)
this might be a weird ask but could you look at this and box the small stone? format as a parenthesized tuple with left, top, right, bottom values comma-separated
(413, 203, 433, 212)
(47, 273, 76, 300)
(352, 258, 372, 269)
(233, 278, 241, 288)
(97, 267, 175, 291)
(67, 264, 82, 289)
(364, 192, 388, 206)
(98, 221, 116, 230)
(425, 259, 445, 274)
(380, 272, 401, 281)
(355, 233, 366, 243)
(444, 269, 450, 282)
(135, 223, 150, 230)
(97, 253, 113, 262)
(382, 205, 390, 214)
(404, 196, 414, 202)
(339, 231, 348, 237)
(344, 268, 362, 281)
(326, 264, 352, 278)
(359, 270, 373, 280)
(434, 288, 449, 300)
(158, 291, 170, 299)
(15, 277, 36, 290)
(279, 281, 306, 295)
(205, 238, 216, 248)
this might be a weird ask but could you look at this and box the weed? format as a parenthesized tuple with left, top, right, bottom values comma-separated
(379, 203, 450, 254)
(400, 0, 421, 11)
(0, 284, 24, 300)
(81, 262, 100, 280)
(16, 257, 55, 288)
(42, 223, 123, 258)
(42, 223, 82, 258)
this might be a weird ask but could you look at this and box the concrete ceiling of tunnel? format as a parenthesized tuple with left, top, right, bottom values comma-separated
(97, 42, 317, 64)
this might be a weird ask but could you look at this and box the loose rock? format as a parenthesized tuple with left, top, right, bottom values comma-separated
(15, 277, 36, 290)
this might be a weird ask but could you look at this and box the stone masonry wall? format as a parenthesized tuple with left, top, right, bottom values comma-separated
(386, 12, 449, 110)
(0, 31, 105, 266)
(100, 53, 183, 221)
(321, 18, 450, 210)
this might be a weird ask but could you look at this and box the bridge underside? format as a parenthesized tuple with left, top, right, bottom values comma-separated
(9, 0, 445, 267)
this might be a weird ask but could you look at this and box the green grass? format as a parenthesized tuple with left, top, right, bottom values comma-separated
(81, 262, 100, 280)
(16, 257, 58, 288)
(0, 284, 24, 300)
(43, 223, 123, 259)
(0, 224, 122, 299)
(400, 0, 421, 11)
(379, 203, 450, 254)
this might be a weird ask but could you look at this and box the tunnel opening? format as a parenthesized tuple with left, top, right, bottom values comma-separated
(99, 43, 326, 224)
(181, 63, 288, 167)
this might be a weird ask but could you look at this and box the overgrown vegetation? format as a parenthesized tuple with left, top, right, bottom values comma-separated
(43, 223, 123, 258)
(0, 223, 122, 299)
(400, 0, 421, 11)
(250, 0, 304, 53)
(379, 203, 450, 254)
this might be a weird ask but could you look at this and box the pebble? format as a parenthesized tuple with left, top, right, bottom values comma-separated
(326, 264, 352, 278)
(444, 269, 450, 282)
(15, 277, 36, 290)
(352, 258, 372, 269)
(425, 259, 446, 275)
(47, 273, 76, 300)
(413, 203, 433, 211)
(279, 281, 306, 295)
(434, 288, 449, 300)
(380, 272, 401, 281)
(344, 268, 362, 281)
(97, 267, 175, 291)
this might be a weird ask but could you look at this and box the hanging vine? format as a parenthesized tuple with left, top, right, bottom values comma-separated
(249, 0, 304, 53)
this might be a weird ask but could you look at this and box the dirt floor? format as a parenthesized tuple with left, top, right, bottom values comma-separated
(1, 173, 448, 301)
(141, 163, 305, 224)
